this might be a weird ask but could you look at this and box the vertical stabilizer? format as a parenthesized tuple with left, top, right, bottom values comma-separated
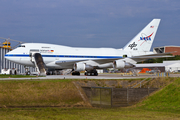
(123, 19, 161, 52)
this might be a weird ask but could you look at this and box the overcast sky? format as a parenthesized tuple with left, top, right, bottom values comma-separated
(0, 0, 180, 49)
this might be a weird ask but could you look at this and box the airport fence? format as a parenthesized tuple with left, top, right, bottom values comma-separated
(82, 87, 158, 107)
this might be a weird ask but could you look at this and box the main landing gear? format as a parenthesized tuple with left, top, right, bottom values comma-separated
(84, 70, 98, 76)
(72, 71, 80, 76)
(71, 70, 98, 76)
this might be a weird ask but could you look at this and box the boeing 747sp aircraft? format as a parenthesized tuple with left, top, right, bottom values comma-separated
(5, 19, 171, 76)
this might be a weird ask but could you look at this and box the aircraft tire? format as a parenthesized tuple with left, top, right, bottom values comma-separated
(85, 70, 98, 76)
(87, 72, 91, 76)
(94, 72, 98, 76)
(72, 71, 80, 76)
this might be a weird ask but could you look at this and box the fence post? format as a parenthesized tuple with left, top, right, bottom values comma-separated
(91, 87, 92, 105)
(127, 87, 129, 105)
(100, 88, 101, 107)
(111, 88, 113, 107)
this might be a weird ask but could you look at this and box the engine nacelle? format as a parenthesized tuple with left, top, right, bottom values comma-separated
(113, 60, 135, 69)
(74, 63, 94, 71)
(74, 63, 85, 71)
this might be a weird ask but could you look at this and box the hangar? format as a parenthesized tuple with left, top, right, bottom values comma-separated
(153, 46, 180, 55)
(0, 41, 35, 74)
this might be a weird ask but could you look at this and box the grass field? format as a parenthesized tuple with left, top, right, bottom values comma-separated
(0, 107, 180, 120)
(0, 77, 180, 119)
(0, 79, 84, 107)
(137, 78, 180, 113)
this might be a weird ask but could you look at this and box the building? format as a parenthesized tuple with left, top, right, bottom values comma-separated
(135, 60, 180, 72)
(0, 46, 35, 74)
(153, 46, 180, 55)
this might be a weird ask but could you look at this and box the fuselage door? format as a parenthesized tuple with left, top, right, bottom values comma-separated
(29, 49, 40, 62)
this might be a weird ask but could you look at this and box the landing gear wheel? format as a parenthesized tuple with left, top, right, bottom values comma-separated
(87, 72, 91, 76)
(94, 72, 98, 76)
(53, 71, 57, 75)
(85, 70, 98, 76)
(72, 71, 80, 76)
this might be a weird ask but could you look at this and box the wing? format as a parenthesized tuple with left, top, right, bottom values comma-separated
(54, 58, 120, 69)
(55, 59, 89, 68)
(54, 52, 174, 69)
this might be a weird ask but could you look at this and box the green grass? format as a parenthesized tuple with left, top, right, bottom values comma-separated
(0, 80, 83, 107)
(0, 74, 37, 78)
(137, 78, 180, 113)
(0, 78, 180, 119)
(0, 107, 180, 120)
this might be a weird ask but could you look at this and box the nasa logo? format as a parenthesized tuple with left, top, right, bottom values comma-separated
(128, 42, 137, 49)
(139, 32, 154, 46)
(139, 32, 153, 41)
(140, 37, 151, 41)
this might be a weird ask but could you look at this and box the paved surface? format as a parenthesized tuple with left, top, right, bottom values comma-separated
(0, 73, 179, 80)
(0, 73, 162, 80)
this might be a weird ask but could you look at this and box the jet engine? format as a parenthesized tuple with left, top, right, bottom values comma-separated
(113, 60, 135, 69)
(74, 63, 94, 71)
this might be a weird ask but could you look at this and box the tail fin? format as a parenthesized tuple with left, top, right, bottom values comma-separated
(123, 19, 161, 52)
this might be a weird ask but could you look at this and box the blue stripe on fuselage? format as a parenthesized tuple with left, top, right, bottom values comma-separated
(5, 54, 122, 59)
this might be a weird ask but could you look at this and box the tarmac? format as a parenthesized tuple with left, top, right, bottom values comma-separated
(0, 73, 178, 80)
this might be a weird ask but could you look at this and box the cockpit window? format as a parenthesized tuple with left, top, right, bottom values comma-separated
(18, 45, 25, 47)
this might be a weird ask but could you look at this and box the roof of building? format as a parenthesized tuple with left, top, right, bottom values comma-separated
(154, 46, 180, 48)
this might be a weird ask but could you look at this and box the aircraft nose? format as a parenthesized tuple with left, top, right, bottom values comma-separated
(5, 51, 13, 61)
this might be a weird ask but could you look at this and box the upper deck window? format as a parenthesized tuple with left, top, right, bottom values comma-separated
(30, 49, 39, 52)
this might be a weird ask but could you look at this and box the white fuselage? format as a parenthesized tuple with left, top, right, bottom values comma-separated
(5, 43, 126, 68)
(5, 43, 152, 69)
